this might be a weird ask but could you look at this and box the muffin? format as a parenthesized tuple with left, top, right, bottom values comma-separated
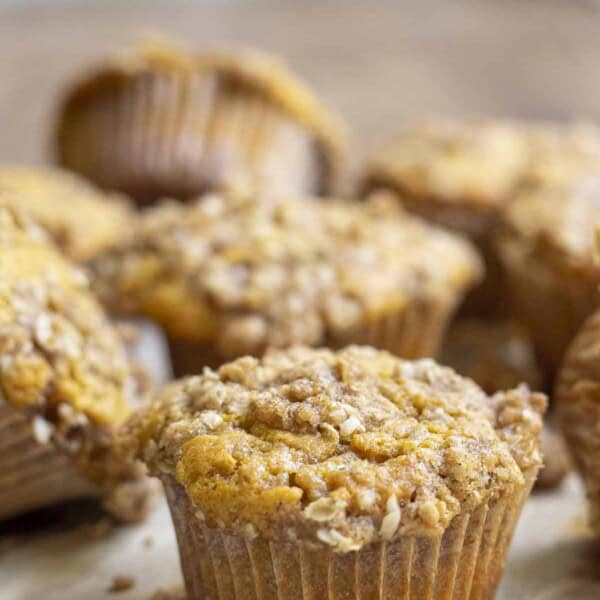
(360, 120, 600, 316)
(0, 165, 133, 262)
(360, 118, 528, 238)
(90, 192, 482, 376)
(0, 205, 148, 521)
(54, 39, 346, 207)
(556, 309, 600, 532)
(133, 345, 546, 600)
(495, 177, 600, 378)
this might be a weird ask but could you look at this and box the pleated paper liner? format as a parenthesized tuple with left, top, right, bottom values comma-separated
(57, 65, 337, 206)
(0, 402, 97, 520)
(166, 296, 456, 377)
(556, 309, 600, 534)
(164, 471, 536, 600)
(498, 240, 598, 379)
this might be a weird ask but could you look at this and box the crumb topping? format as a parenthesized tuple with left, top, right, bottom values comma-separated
(90, 193, 481, 357)
(136, 346, 545, 549)
(498, 177, 600, 277)
(0, 166, 133, 261)
(362, 120, 600, 217)
(0, 205, 136, 425)
(363, 119, 528, 207)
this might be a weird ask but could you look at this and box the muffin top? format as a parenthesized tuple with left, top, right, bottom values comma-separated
(0, 166, 133, 261)
(57, 38, 346, 178)
(520, 122, 600, 188)
(136, 346, 545, 549)
(90, 193, 481, 358)
(362, 118, 528, 208)
(0, 205, 137, 426)
(497, 177, 600, 277)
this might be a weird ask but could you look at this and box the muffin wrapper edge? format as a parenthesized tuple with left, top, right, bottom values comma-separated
(164, 471, 535, 600)
(167, 295, 457, 377)
(0, 402, 96, 520)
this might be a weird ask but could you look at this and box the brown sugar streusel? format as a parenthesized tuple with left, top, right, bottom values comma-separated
(90, 192, 482, 373)
(136, 346, 546, 550)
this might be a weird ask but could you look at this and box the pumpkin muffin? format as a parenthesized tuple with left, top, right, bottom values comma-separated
(0, 205, 148, 521)
(495, 177, 600, 379)
(0, 165, 133, 262)
(440, 318, 571, 489)
(360, 118, 528, 238)
(133, 345, 546, 600)
(54, 39, 346, 207)
(360, 120, 600, 316)
(556, 309, 600, 533)
(89, 192, 482, 376)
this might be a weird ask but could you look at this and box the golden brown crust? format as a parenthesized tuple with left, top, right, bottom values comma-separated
(556, 309, 600, 532)
(0, 166, 133, 261)
(135, 346, 545, 549)
(55, 38, 346, 202)
(0, 205, 147, 500)
(89, 193, 482, 360)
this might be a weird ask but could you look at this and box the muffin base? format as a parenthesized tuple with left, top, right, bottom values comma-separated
(0, 403, 97, 520)
(164, 473, 535, 600)
(167, 297, 456, 376)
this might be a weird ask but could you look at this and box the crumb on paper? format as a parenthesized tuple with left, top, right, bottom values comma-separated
(143, 535, 154, 548)
(108, 575, 136, 593)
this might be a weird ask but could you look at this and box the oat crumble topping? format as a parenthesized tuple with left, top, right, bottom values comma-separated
(363, 119, 528, 207)
(0, 166, 133, 261)
(90, 193, 481, 358)
(135, 346, 545, 549)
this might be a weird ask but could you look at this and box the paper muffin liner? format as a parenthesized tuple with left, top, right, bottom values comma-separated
(166, 296, 456, 377)
(499, 245, 598, 379)
(57, 69, 335, 206)
(556, 309, 600, 533)
(164, 472, 535, 600)
(0, 402, 97, 520)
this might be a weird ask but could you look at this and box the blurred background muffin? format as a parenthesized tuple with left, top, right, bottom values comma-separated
(54, 38, 346, 207)
(89, 192, 481, 375)
(0, 205, 148, 522)
(495, 177, 600, 380)
(0, 165, 133, 262)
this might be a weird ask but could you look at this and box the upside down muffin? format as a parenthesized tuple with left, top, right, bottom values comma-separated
(54, 39, 346, 206)
(89, 192, 482, 375)
(133, 345, 546, 600)
(0, 205, 148, 521)
(0, 165, 133, 262)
